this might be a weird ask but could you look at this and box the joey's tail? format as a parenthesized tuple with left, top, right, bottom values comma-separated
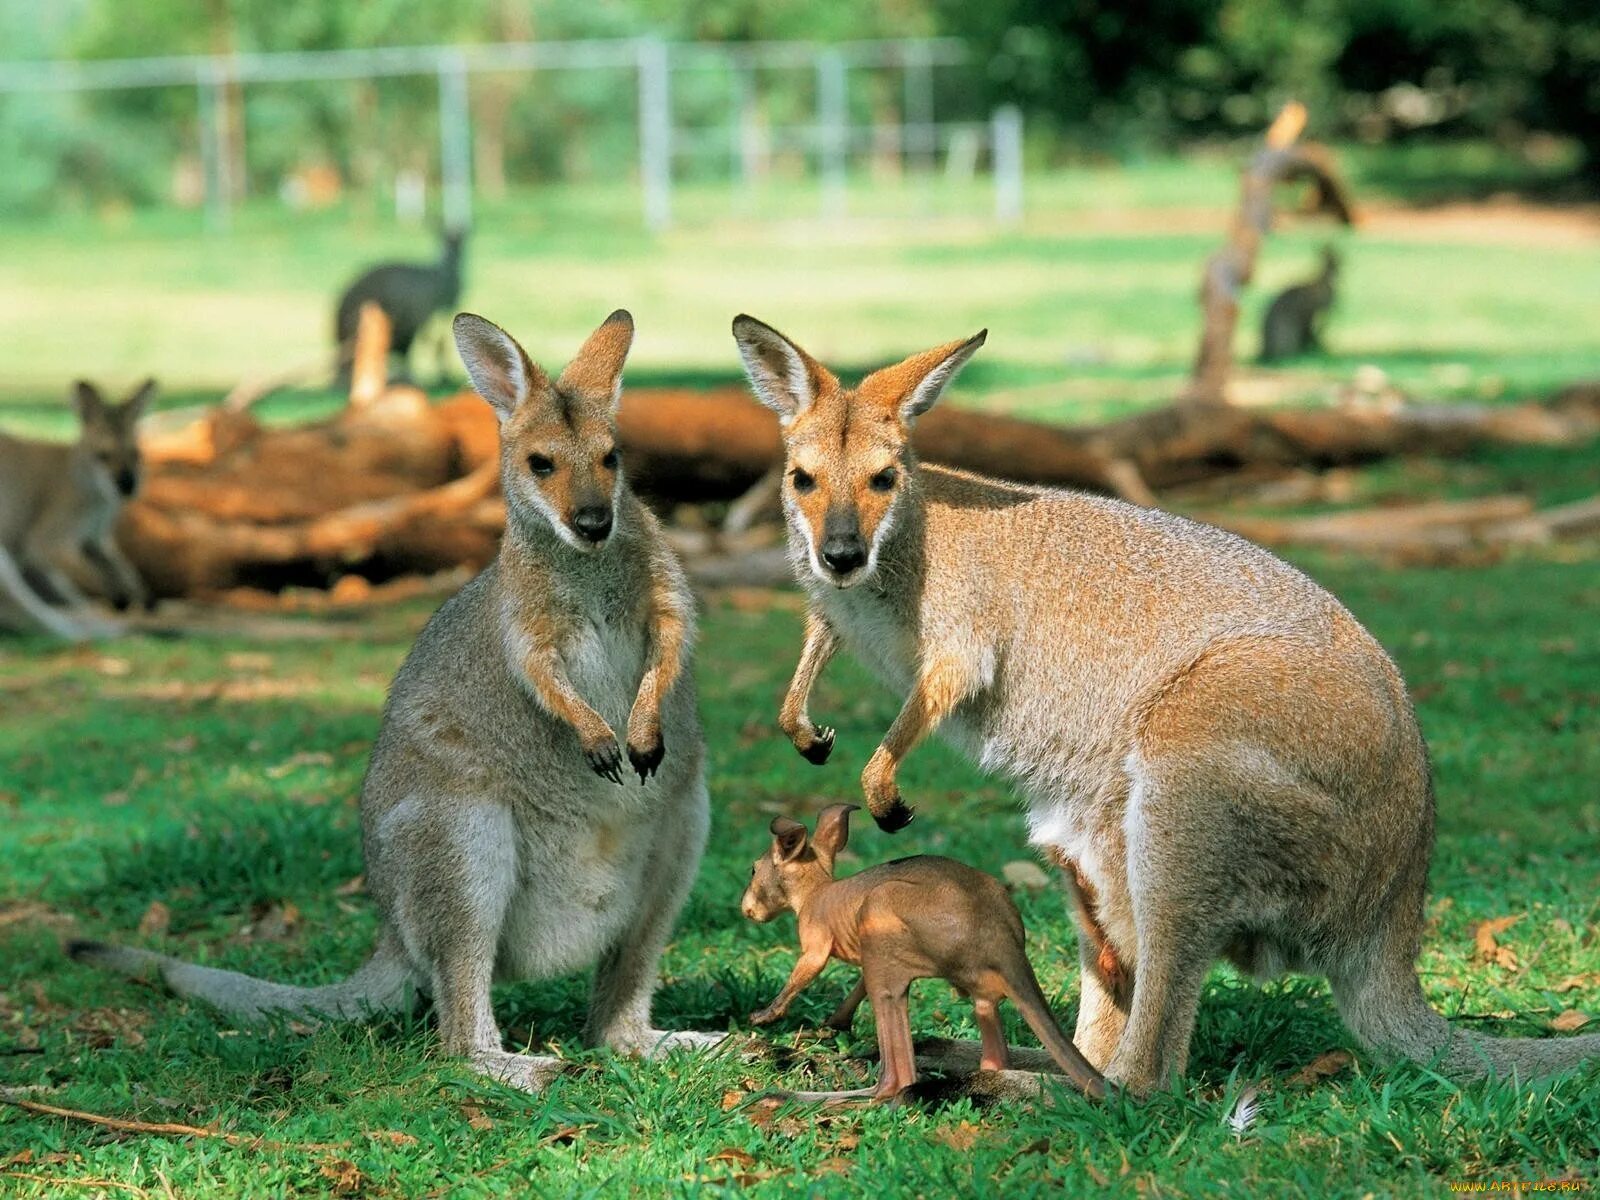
(1004, 962, 1108, 1099)
(1335, 944, 1600, 1082)
(67, 926, 415, 1025)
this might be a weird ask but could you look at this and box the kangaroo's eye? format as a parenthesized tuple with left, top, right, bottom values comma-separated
(791, 468, 816, 494)
(528, 454, 555, 476)
(869, 467, 897, 492)
(601, 448, 620, 470)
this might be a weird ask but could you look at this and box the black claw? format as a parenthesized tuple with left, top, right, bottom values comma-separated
(799, 727, 835, 766)
(628, 737, 665, 783)
(873, 799, 916, 833)
(587, 742, 625, 785)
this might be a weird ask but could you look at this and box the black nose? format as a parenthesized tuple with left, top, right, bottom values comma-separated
(572, 506, 613, 543)
(115, 470, 138, 496)
(820, 536, 867, 575)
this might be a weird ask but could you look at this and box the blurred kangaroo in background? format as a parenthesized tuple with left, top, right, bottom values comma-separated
(0, 379, 153, 640)
(1260, 245, 1339, 361)
(335, 227, 466, 382)
(732, 314, 1600, 1096)
(73, 311, 721, 1091)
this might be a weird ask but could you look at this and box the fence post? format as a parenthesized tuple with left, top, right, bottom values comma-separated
(196, 59, 230, 233)
(992, 104, 1023, 225)
(637, 38, 672, 230)
(437, 48, 472, 231)
(816, 48, 847, 220)
(903, 41, 935, 173)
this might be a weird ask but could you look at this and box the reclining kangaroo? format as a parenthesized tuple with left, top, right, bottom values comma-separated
(732, 313, 1600, 1095)
(72, 311, 719, 1090)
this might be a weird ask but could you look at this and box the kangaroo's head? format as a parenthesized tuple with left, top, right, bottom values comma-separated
(732, 316, 986, 589)
(740, 804, 858, 923)
(74, 379, 154, 499)
(453, 310, 632, 552)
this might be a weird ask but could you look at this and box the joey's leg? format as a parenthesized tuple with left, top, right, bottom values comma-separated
(0, 546, 96, 640)
(749, 945, 831, 1026)
(824, 978, 867, 1030)
(860, 650, 986, 832)
(586, 774, 722, 1056)
(869, 974, 918, 1101)
(779, 611, 839, 764)
(973, 997, 1009, 1071)
(394, 798, 563, 1091)
(624, 566, 691, 782)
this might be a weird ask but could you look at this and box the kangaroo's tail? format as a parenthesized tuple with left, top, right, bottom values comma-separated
(67, 926, 415, 1025)
(1003, 962, 1109, 1099)
(1334, 939, 1600, 1082)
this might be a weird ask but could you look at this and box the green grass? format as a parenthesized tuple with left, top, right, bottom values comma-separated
(2, 526, 1598, 1197)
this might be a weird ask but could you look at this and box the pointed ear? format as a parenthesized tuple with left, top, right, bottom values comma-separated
(861, 330, 987, 422)
(122, 378, 156, 420)
(73, 380, 106, 423)
(769, 816, 809, 864)
(811, 803, 858, 870)
(453, 312, 549, 422)
(555, 309, 634, 411)
(732, 314, 835, 423)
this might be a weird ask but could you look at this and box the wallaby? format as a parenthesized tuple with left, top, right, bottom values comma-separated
(1260, 245, 1339, 362)
(742, 803, 1106, 1103)
(335, 228, 466, 381)
(731, 314, 1600, 1096)
(0, 379, 154, 640)
(71, 311, 721, 1091)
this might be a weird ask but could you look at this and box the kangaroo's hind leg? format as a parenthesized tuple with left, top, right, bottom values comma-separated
(584, 771, 722, 1057)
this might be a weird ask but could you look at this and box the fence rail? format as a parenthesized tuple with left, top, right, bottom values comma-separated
(0, 37, 1020, 231)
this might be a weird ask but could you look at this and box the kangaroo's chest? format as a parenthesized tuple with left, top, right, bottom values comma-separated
(559, 588, 649, 722)
(818, 588, 918, 694)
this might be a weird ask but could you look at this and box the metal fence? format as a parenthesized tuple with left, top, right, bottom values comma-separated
(0, 38, 1025, 231)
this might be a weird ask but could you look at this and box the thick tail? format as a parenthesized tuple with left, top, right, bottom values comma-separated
(1004, 964, 1109, 1099)
(1335, 953, 1600, 1082)
(67, 926, 415, 1025)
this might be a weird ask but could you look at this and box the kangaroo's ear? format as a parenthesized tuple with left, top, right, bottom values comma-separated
(861, 330, 987, 422)
(555, 309, 634, 412)
(732, 314, 835, 423)
(453, 313, 550, 422)
(769, 816, 810, 864)
(811, 803, 858, 871)
(73, 380, 106, 423)
(122, 378, 157, 420)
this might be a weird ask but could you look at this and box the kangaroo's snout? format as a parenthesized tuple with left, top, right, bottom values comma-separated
(819, 508, 868, 579)
(572, 505, 613, 544)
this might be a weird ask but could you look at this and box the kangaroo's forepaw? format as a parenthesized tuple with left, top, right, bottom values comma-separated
(872, 797, 915, 833)
(627, 734, 664, 783)
(748, 1006, 784, 1027)
(584, 736, 625, 785)
(796, 725, 835, 765)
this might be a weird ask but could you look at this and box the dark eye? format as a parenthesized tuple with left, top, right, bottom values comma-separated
(870, 467, 897, 492)
(601, 448, 619, 470)
(528, 454, 555, 476)
(791, 468, 816, 493)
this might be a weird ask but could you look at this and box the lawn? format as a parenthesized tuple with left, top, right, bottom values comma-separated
(2, 149, 1598, 1196)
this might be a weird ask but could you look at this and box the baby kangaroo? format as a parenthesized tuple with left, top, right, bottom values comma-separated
(732, 314, 1600, 1096)
(742, 803, 1106, 1103)
(71, 311, 718, 1091)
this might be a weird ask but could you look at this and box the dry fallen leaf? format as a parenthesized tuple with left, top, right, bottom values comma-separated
(1287, 1049, 1353, 1087)
(460, 1102, 494, 1131)
(720, 1090, 745, 1111)
(368, 1130, 417, 1147)
(1472, 915, 1523, 971)
(1554, 973, 1599, 994)
(932, 1120, 984, 1152)
(242, 901, 302, 942)
(334, 875, 366, 897)
(318, 1158, 365, 1195)
(1549, 1010, 1592, 1033)
(137, 900, 171, 937)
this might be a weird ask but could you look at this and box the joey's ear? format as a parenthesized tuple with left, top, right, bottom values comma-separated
(769, 816, 809, 864)
(555, 309, 634, 411)
(732, 314, 835, 423)
(122, 378, 156, 420)
(453, 313, 549, 422)
(73, 380, 106, 423)
(811, 803, 858, 870)
(861, 330, 987, 422)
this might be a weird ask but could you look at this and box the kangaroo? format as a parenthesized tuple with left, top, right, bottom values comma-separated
(0, 379, 153, 640)
(335, 227, 466, 381)
(730, 314, 1600, 1096)
(71, 311, 721, 1091)
(741, 803, 1106, 1103)
(1260, 245, 1339, 362)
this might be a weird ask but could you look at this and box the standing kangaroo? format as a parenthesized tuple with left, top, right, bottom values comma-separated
(731, 314, 1600, 1095)
(0, 379, 153, 640)
(335, 227, 466, 381)
(1259, 245, 1339, 362)
(72, 311, 720, 1091)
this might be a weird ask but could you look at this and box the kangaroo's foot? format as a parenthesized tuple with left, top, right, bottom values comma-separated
(469, 1049, 568, 1092)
